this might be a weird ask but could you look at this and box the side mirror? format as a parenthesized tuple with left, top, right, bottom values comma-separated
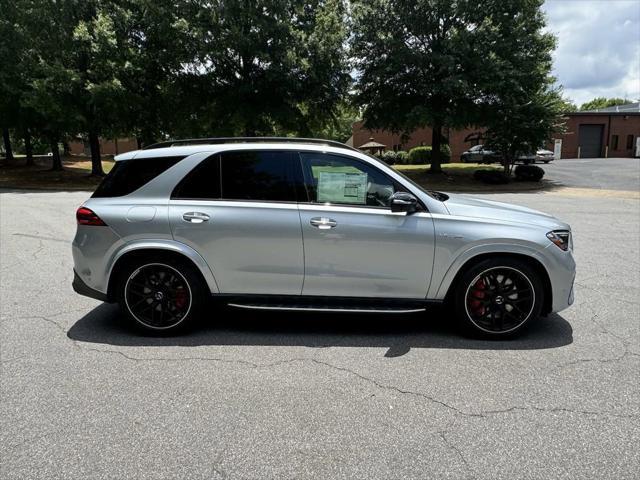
(389, 192, 418, 213)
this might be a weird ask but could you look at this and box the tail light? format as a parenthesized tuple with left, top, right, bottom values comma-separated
(76, 207, 107, 226)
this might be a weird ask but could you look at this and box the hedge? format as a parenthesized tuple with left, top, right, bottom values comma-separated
(407, 145, 451, 165)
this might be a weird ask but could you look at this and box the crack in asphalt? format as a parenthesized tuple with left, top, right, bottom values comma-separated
(12, 232, 69, 243)
(14, 310, 640, 422)
(547, 301, 640, 372)
(438, 431, 474, 479)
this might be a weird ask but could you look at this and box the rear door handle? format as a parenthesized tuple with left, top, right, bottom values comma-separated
(182, 212, 210, 223)
(310, 217, 337, 229)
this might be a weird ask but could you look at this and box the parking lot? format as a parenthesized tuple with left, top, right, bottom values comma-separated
(1, 167, 639, 478)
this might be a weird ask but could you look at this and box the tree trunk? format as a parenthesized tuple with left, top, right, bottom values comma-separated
(430, 122, 443, 174)
(50, 137, 63, 171)
(2, 127, 14, 163)
(136, 137, 142, 149)
(62, 140, 71, 157)
(24, 127, 34, 166)
(88, 130, 104, 176)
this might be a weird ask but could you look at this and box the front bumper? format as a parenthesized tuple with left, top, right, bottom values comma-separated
(547, 249, 576, 313)
(72, 269, 108, 302)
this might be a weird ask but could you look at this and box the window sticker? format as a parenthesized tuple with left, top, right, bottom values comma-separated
(317, 171, 368, 204)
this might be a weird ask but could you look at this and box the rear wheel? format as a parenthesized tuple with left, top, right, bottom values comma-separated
(116, 258, 207, 334)
(453, 257, 544, 338)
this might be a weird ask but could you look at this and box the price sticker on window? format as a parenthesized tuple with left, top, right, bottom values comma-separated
(317, 171, 367, 204)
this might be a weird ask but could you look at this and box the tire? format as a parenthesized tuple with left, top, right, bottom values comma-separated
(115, 256, 208, 335)
(452, 257, 544, 338)
(543, 160, 550, 164)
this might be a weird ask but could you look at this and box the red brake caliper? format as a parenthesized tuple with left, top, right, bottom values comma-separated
(174, 287, 188, 309)
(469, 279, 486, 316)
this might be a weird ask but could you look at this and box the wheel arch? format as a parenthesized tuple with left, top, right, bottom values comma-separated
(106, 242, 219, 301)
(440, 251, 553, 315)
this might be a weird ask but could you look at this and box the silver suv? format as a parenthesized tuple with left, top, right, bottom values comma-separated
(72, 138, 575, 337)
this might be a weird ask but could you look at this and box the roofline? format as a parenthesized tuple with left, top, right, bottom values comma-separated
(566, 111, 640, 116)
(143, 137, 359, 153)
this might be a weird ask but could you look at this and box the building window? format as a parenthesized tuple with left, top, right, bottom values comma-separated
(627, 135, 634, 150)
(611, 135, 619, 150)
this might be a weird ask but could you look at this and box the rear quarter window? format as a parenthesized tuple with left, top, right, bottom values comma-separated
(92, 156, 185, 198)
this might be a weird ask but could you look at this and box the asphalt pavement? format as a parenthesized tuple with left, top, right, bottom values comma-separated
(1, 168, 639, 478)
(543, 157, 640, 191)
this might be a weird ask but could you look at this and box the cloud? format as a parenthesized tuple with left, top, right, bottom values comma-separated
(543, 0, 640, 105)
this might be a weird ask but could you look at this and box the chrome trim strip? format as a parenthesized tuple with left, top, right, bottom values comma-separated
(227, 303, 426, 313)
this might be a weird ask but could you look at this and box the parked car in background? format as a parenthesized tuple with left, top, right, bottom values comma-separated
(462, 145, 555, 164)
(460, 145, 501, 164)
(535, 148, 554, 163)
(72, 137, 575, 339)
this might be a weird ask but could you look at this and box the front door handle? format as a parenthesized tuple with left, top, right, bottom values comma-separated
(310, 217, 337, 229)
(182, 212, 210, 223)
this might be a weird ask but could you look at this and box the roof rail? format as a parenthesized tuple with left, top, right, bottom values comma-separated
(142, 137, 358, 152)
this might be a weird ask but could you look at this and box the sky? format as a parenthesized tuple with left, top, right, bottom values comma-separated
(542, 0, 640, 106)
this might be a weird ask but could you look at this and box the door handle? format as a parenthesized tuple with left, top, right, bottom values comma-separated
(310, 217, 337, 229)
(182, 212, 210, 223)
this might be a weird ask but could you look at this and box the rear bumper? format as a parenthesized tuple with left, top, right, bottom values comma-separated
(72, 270, 108, 302)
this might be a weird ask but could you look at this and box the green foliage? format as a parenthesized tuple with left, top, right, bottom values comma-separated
(407, 145, 451, 164)
(351, 0, 561, 174)
(514, 165, 545, 182)
(1, 0, 352, 164)
(579, 97, 633, 111)
(351, 0, 482, 172)
(380, 150, 408, 165)
(181, 0, 352, 137)
(469, 0, 565, 174)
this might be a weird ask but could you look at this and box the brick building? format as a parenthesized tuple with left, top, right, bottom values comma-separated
(69, 137, 138, 156)
(350, 102, 640, 161)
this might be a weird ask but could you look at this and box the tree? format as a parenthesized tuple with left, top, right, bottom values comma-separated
(184, 0, 351, 137)
(0, 0, 21, 164)
(351, 0, 481, 173)
(474, 0, 566, 174)
(580, 97, 632, 111)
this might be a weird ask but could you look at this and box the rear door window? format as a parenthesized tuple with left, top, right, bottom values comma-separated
(219, 150, 302, 202)
(92, 156, 185, 198)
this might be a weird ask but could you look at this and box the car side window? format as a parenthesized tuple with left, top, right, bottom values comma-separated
(220, 150, 300, 202)
(171, 154, 221, 199)
(300, 152, 398, 208)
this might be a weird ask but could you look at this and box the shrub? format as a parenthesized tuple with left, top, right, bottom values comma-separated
(407, 145, 451, 165)
(381, 150, 398, 165)
(396, 150, 408, 164)
(379, 150, 409, 165)
(473, 169, 511, 184)
(514, 165, 545, 182)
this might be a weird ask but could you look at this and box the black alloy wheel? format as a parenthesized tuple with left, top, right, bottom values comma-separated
(124, 263, 193, 330)
(453, 258, 544, 337)
(464, 267, 535, 334)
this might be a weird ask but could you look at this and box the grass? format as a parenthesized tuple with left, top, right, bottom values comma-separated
(394, 162, 552, 193)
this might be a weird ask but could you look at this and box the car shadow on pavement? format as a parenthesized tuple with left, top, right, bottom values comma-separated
(67, 303, 573, 357)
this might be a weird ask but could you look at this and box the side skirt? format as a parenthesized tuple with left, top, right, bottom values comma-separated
(212, 293, 442, 314)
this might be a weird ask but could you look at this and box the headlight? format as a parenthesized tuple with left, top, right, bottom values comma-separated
(547, 230, 571, 251)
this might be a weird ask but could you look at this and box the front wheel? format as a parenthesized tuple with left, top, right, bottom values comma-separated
(116, 258, 208, 335)
(453, 257, 544, 338)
